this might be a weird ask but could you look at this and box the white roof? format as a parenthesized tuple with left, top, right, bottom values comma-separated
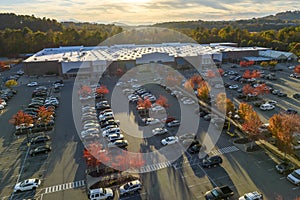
(259, 50, 297, 59)
(24, 43, 269, 63)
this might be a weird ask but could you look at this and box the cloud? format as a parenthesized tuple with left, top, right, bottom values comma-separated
(0, 0, 300, 24)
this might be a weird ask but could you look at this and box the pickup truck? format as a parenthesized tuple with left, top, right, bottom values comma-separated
(205, 185, 234, 200)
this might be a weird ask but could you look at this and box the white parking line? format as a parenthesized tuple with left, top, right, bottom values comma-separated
(267, 168, 275, 171)
(292, 186, 300, 190)
(280, 177, 286, 180)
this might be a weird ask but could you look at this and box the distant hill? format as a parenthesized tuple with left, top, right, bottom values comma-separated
(0, 13, 63, 32)
(153, 10, 300, 32)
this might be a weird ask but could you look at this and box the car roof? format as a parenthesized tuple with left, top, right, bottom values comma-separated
(90, 188, 105, 194)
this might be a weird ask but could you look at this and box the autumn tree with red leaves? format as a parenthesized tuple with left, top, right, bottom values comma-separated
(137, 98, 152, 116)
(206, 70, 216, 78)
(96, 85, 109, 100)
(242, 84, 255, 96)
(269, 113, 300, 158)
(243, 70, 261, 79)
(254, 83, 269, 96)
(9, 110, 34, 132)
(156, 95, 169, 108)
(78, 85, 92, 96)
(242, 110, 263, 149)
(294, 65, 300, 74)
(36, 106, 54, 129)
(217, 68, 224, 76)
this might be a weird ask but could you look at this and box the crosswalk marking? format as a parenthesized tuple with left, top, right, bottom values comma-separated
(44, 180, 86, 194)
(210, 146, 239, 156)
(139, 161, 172, 173)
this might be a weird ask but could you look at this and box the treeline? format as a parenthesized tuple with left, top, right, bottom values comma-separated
(0, 25, 123, 57)
(153, 11, 300, 32)
(168, 25, 300, 57)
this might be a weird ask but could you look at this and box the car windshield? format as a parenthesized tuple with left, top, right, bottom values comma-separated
(211, 189, 220, 197)
(291, 171, 300, 179)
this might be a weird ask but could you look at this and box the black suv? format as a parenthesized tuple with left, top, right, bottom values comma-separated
(201, 155, 223, 168)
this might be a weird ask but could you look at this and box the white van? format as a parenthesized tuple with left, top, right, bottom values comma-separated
(89, 187, 113, 200)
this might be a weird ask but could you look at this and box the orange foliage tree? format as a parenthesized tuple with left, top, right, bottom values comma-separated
(254, 83, 269, 96)
(242, 110, 263, 149)
(269, 113, 300, 158)
(238, 102, 253, 121)
(156, 95, 169, 108)
(242, 70, 252, 79)
(9, 110, 34, 132)
(217, 68, 224, 76)
(197, 81, 210, 101)
(215, 93, 235, 114)
(96, 85, 109, 95)
(36, 106, 54, 129)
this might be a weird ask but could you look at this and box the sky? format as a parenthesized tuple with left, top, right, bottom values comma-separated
(0, 0, 299, 25)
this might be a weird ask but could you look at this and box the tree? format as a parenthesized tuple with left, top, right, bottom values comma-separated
(96, 85, 109, 100)
(254, 83, 269, 96)
(215, 93, 235, 114)
(242, 84, 255, 97)
(294, 65, 300, 74)
(260, 61, 269, 68)
(269, 60, 278, 70)
(5, 79, 18, 88)
(269, 113, 300, 158)
(78, 85, 92, 96)
(36, 106, 54, 129)
(206, 70, 216, 78)
(242, 110, 263, 149)
(137, 98, 152, 115)
(9, 110, 34, 133)
(156, 95, 169, 108)
(197, 81, 210, 101)
(242, 70, 252, 79)
(217, 68, 224, 76)
(238, 102, 253, 121)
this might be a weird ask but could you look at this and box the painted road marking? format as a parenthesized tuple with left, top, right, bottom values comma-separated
(44, 180, 85, 194)
(210, 146, 239, 156)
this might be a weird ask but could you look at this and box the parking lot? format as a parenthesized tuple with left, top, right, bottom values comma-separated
(1, 62, 300, 200)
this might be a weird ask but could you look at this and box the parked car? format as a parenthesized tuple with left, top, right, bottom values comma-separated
(179, 133, 196, 141)
(188, 143, 202, 154)
(204, 185, 234, 200)
(143, 118, 161, 125)
(31, 135, 50, 145)
(27, 82, 38, 87)
(239, 191, 263, 200)
(89, 187, 114, 200)
(161, 136, 179, 145)
(229, 85, 238, 90)
(287, 169, 300, 185)
(119, 180, 142, 196)
(260, 103, 275, 111)
(166, 120, 180, 127)
(277, 92, 287, 97)
(102, 128, 121, 137)
(293, 93, 300, 99)
(107, 133, 124, 142)
(30, 144, 51, 156)
(201, 155, 223, 168)
(286, 108, 298, 115)
(276, 161, 295, 174)
(14, 178, 41, 192)
(107, 139, 128, 148)
(152, 127, 168, 135)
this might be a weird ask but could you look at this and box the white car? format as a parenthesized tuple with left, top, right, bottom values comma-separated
(119, 180, 142, 196)
(108, 133, 124, 142)
(27, 82, 38, 87)
(287, 169, 300, 185)
(89, 187, 114, 200)
(83, 123, 100, 130)
(102, 128, 121, 137)
(167, 120, 180, 127)
(239, 191, 263, 200)
(265, 100, 277, 105)
(229, 85, 238, 90)
(81, 128, 99, 137)
(14, 178, 41, 192)
(214, 84, 224, 89)
(260, 103, 275, 111)
(143, 118, 161, 125)
(161, 136, 179, 145)
(183, 99, 195, 105)
(0, 104, 4, 110)
(151, 105, 164, 112)
(152, 127, 168, 135)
